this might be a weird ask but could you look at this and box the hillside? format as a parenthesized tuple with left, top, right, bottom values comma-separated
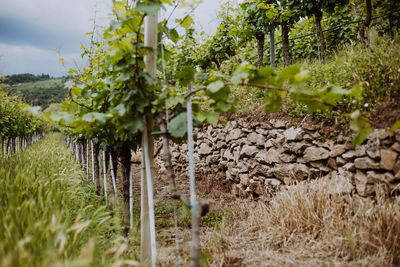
(3, 78, 68, 109)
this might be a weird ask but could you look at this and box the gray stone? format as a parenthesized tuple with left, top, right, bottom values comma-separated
(216, 132, 225, 140)
(336, 156, 347, 166)
(328, 158, 338, 170)
(269, 129, 283, 138)
(354, 170, 368, 196)
(310, 161, 331, 172)
(342, 162, 356, 172)
(237, 162, 249, 173)
(380, 149, 398, 170)
(265, 178, 282, 187)
(206, 155, 219, 165)
(247, 132, 266, 147)
(237, 118, 248, 128)
(275, 134, 285, 144)
(284, 127, 304, 141)
(198, 143, 212, 155)
(271, 119, 286, 129)
(392, 143, 400, 153)
(272, 163, 310, 184)
(297, 157, 307, 164)
(367, 129, 389, 140)
(302, 123, 318, 131)
(250, 122, 261, 128)
(249, 180, 264, 195)
(250, 164, 274, 177)
(303, 133, 313, 141)
(260, 122, 272, 130)
(239, 145, 259, 158)
(354, 157, 380, 169)
(256, 128, 269, 136)
(304, 147, 330, 162)
(283, 142, 309, 154)
(280, 153, 297, 163)
(233, 147, 241, 163)
(394, 160, 400, 175)
(364, 139, 380, 160)
(314, 140, 335, 150)
(395, 130, 400, 142)
(223, 149, 234, 161)
(255, 149, 281, 164)
(329, 145, 347, 158)
(225, 128, 244, 142)
(239, 174, 250, 186)
(342, 146, 366, 159)
(366, 171, 395, 183)
(265, 139, 275, 149)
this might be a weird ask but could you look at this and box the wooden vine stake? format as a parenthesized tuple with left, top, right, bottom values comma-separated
(141, 11, 157, 267)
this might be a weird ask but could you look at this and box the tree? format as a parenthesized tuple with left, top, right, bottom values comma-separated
(241, 0, 277, 68)
(288, 0, 349, 63)
(359, 0, 372, 50)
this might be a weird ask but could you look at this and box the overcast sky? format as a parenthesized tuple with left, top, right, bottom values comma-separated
(0, 0, 228, 77)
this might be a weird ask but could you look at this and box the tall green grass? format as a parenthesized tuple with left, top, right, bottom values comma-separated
(0, 133, 135, 266)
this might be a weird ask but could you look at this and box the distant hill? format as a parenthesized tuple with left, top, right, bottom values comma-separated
(4, 73, 52, 85)
(2, 77, 69, 110)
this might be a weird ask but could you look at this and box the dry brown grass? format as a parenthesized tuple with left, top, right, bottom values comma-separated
(198, 178, 400, 266)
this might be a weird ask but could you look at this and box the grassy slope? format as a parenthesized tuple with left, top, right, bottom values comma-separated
(233, 32, 400, 128)
(0, 133, 136, 266)
(4, 78, 68, 109)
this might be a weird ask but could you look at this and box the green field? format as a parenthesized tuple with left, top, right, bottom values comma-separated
(0, 133, 137, 266)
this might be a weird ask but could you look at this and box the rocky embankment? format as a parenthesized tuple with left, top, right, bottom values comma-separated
(163, 118, 400, 199)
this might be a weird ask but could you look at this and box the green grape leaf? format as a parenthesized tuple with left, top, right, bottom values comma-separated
(49, 111, 74, 125)
(113, 103, 126, 116)
(207, 80, 224, 94)
(123, 116, 144, 134)
(352, 125, 372, 146)
(264, 90, 282, 113)
(135, 2, 164, 15)
(181, 15, 194, 29)
(82, 112, 107, 124)
(231, 68, 250, 85)
(176, 66, 196, 86)
(169, 112, 187, 138)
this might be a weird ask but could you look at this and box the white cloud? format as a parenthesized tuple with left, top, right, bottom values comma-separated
(0, 43, 83, 76)
(0, 0, 229, 76)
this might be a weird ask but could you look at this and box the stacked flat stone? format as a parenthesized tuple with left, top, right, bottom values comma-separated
(162, 119, 400, 199)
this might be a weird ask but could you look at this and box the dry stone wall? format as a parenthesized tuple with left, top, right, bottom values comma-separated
(165, 118, 400, 199)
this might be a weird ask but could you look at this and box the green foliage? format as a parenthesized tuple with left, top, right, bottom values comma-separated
(303, 32, 400, 111)
(0, 92, 49, 140)
(0, 134, 135, 266)
(2, 78, 68, 109)
(4, 73, 51, 85)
